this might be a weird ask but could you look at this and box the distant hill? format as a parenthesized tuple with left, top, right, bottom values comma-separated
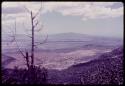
(36, 33, 123, 50)
(2, 33, 122, 53)
(47, 32, 122, 42)
(2, 32, 123, 42)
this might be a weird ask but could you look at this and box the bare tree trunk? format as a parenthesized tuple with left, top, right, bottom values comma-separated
(31, 11, 34, 66)
(8, 5, 45, 68)
(25, 52, 29, 69)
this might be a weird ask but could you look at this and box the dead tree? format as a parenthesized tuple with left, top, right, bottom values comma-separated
(4, 3, 47, 69)
(23, 3, 47, 67)
(2, 3, 48, 84)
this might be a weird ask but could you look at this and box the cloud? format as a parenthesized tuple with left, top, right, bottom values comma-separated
(42, 2, 123, 20)
(2, 2, 123, 21)
(2, 6, 25, 14)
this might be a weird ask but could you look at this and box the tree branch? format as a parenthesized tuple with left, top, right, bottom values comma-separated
(33, 20, 39, 28)
(34, 34, 48, 47)
(35, 23, 43, 32)
(15, 38, 26, 58)
(32, 3, 42, 20)
(25, 35, 32, 38)
(23, 5, 31, 13)
(11, 20, 26, 58)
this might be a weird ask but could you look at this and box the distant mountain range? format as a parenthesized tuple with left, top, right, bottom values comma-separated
(2, 32, 123, 41)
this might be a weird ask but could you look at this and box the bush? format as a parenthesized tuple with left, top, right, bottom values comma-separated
(2, 66, 48, 84)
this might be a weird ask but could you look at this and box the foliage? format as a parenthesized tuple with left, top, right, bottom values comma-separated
(2, 66, 48, 84)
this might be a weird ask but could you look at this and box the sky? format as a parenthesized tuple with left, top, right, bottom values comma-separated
(2, 2, 124, 38)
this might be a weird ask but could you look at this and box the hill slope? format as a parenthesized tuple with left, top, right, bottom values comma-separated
(2, 46, 123, 84)
(47, 46, 123, 85)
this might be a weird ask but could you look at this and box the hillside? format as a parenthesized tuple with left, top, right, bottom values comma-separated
(47, 46, 123, 85)
(2, 47, 123, 85)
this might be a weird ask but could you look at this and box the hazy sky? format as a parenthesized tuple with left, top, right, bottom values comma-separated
(2, 2, 123, 38)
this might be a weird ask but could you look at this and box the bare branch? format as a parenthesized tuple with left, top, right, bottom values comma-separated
(34, 34, 48, 47)
(23, 5, 31, 13)
(25, 35, 32, 38)
(3, 22, 16, 46)
(9, 26, 16, 44)
(22, 22, 33, 38)
(10, 19, 26, 58)
(15, 39, 26, 58)
(32, 3, 42, 20)
(22, 20, 32, 32)
(35, 27, 42, 32)
(14, 37, 26, 58)
(35, 24, 43, 32)
(10, 36, 15, 43)
(9, 20, 16, 43)
(33, 20, 39, 28)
